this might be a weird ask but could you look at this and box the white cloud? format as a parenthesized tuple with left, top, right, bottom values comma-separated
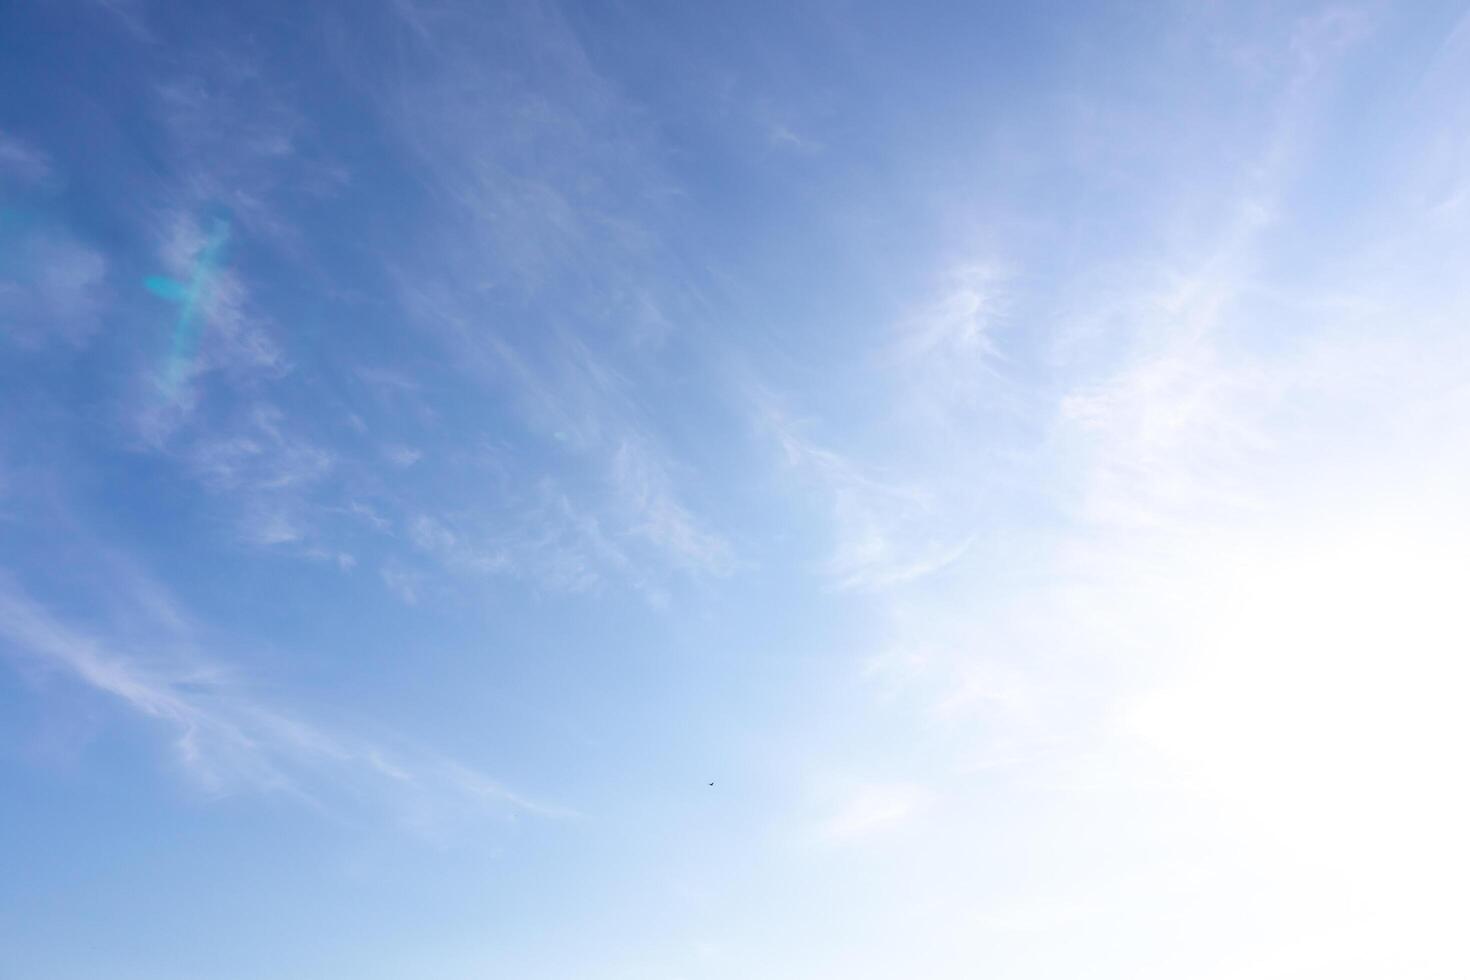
(92, 0, 154, 42)
(748, 18, 1470, 974)
(401, 480, 683, 605)
(895, 262, 1008, 364)
(150, 55, 305, 243)
(408, 513, 510, 576)
(760, 396, 965, 592)
(0, 565, 559, 824)
(240, 506, 304, 546)
(156, 403, 343, 554)
(611, 439, 732, 575)
(343, 499, 391, 532)
(372, 1, 733, 599)
(818, 782, 931, 845)
(383, 444, 423, 468)
(392, 282, 730, 593)
(154, 211, 284, 382)
(0, 231, 109, 348)
(380, 562, 423, 606)
(187, 405, 333, 490)
(0, 131, 52, 183)
(766, 122, 821, 155)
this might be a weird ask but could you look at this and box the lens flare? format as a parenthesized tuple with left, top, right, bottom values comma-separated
(143, 216, 230, 395)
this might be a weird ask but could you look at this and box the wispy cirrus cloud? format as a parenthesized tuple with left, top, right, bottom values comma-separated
(91, 0, 155, 43)
(784, 15, 1470, 973)
(889, 263, 1009, 376)
(611, 438, 732, 575)
(124, 42, 318, 447)
(0, 130, 52, 184)
(142, 211, 283, 398)
(378, 561, 424, 606)
(758, 392, 971, 592)
(170, 402, 339, 551)
(149, 48, 311, 243)
(747, 28, 1470, 958)
(0, 134, 110, 349)
(398, 475, 678, 605)
(0, 230, 110, 348)
(816, 781, 932, 846)
(0, 563, 564, 823)
(186, 403, 333, 491)
(382, 444, 423, 468)
(389, 272, 729, 594)
(367, 0, 732, 597)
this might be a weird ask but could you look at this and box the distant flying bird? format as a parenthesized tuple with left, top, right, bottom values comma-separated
(708, 782, 715, 786)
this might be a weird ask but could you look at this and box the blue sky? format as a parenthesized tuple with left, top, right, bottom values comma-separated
(3, 1, 1470, 976)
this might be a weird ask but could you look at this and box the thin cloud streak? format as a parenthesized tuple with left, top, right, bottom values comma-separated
(0, 130, 52, 183)
(0, 567, 563, 824)
(370, 4, 732, 596)
(817, 782, 931, 846)
(759, 394, 966, 592)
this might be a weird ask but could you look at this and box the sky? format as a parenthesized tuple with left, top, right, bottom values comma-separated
(2, 1, 1469, 977)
